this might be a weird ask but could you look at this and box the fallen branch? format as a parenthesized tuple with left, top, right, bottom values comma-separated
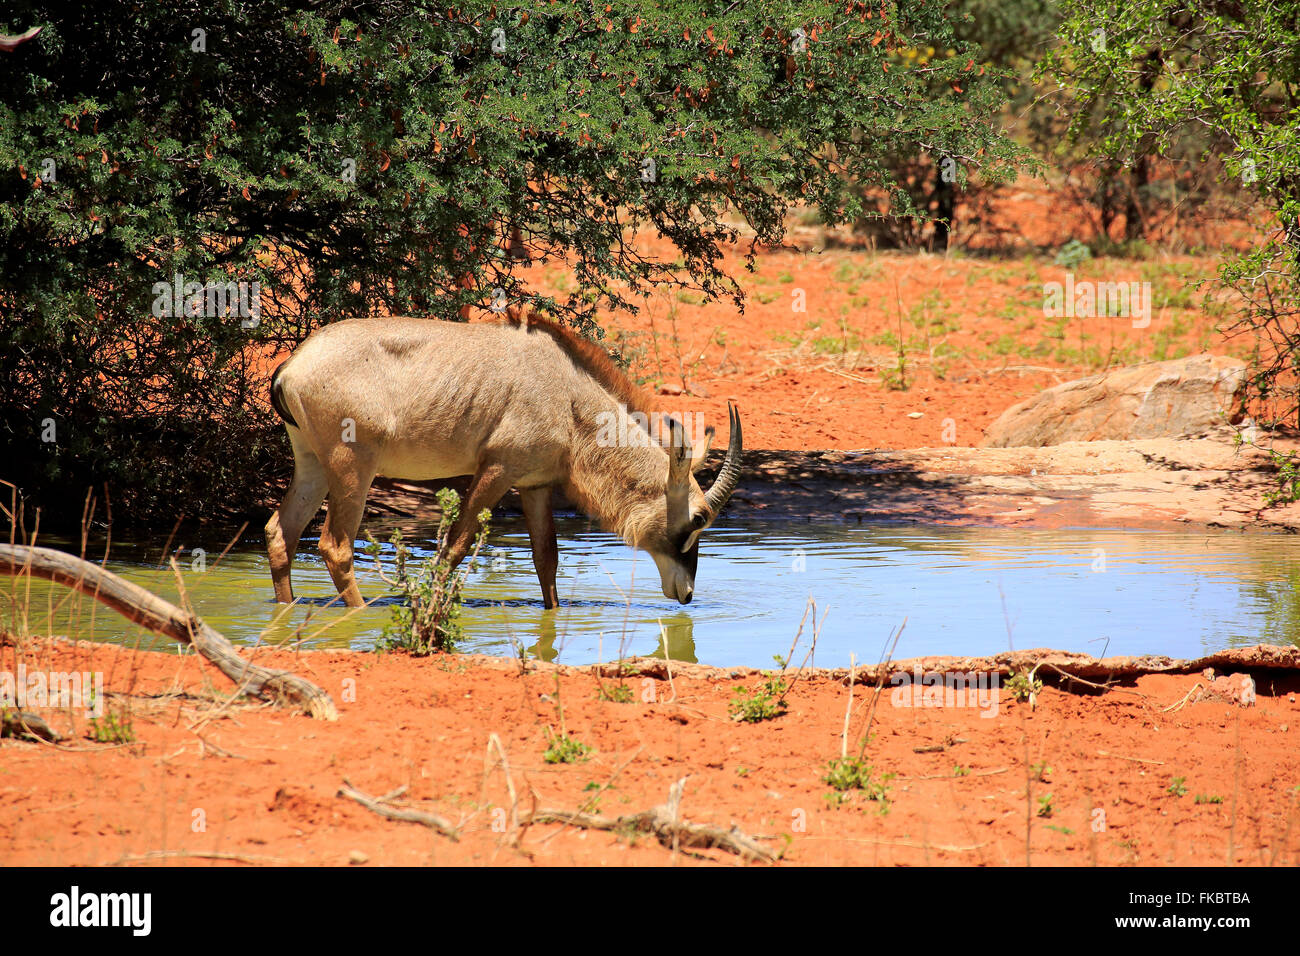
(522, 777, 776, 863)
(1097, 750, 1164, 765)
(338, 780, 460, 840)
(106, 849, 288, 866)
(0, 544, 337, 720)
(1162, 681, 1206, 713)
(802, 835, 987, 853)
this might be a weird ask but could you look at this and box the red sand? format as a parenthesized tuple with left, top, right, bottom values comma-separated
(2, 639, 1296, 867)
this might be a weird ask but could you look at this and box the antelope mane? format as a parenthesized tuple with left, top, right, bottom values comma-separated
(485, 308, 672, 548)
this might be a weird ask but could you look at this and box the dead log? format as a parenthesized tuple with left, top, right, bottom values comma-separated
(0, 544, 337, 720)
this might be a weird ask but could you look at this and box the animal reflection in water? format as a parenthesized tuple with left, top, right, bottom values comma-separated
(516, 610, 698, 665)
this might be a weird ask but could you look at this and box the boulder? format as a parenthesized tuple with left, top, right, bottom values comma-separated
(981, 355, 1245, 448)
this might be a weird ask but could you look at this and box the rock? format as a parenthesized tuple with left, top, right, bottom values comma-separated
(1189, 672, 1256, 708)
(981, 355, 1245, 447)
(348, 850, 369, 865)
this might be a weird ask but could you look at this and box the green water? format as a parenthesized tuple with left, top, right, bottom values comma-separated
(8, 517, 1300, 668)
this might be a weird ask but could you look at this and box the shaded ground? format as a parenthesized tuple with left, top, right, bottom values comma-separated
(369, 431, 1300, 533)
(2, 639, 1297, 867)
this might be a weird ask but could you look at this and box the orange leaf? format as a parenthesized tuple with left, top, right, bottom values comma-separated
(380, 151, 391, 172)
(241, 187, 251, 201)
(101, 150, 108, 164)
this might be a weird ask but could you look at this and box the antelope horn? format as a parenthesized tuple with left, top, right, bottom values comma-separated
(0, 27, 41, 52)
(704, 403, 743, 516)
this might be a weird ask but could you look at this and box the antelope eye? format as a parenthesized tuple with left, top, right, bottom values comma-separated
(692, 512, 707, 528)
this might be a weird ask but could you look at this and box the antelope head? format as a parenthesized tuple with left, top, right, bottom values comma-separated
(645, 404, 743, 604)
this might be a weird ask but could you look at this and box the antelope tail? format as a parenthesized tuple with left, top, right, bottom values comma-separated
(269, 361, 297, 427)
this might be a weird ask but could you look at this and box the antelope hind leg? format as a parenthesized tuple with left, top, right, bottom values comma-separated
(319, 463, 376, 609)
(266, 438, 329, 603)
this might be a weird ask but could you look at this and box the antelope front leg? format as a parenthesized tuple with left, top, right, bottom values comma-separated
(519, 486, 559, 610)
(440, 464, 512, 570)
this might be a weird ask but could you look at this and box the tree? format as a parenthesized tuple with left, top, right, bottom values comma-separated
(849, 0, 1056, 250)
(1, 1, 1023, 526)
(1049, 0, 1300, 420)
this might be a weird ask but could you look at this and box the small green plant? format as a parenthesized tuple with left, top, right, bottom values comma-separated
(1194, 793, 1223, 805)
(87, 705, 134, 744)
(1030, 762, 1052, 782)
(735, 766, 750, 777)
(729, 674, 789, 722)
(822, 756, 893, 811)
(953, 765, 970, 776)
(1036, 793, 1054, 818)
(597, 683, 633, 703)
(1006, 666, 1043, 706)
(1167, 776, 1188, 797)
(544, 731, 591, 764)
(1046, 824, 1074, 835)
(879, 353, 909, 391)
(1054, 238, 1093, 269)
(728, 652, 799, 723)
(367, 488, 489, 655)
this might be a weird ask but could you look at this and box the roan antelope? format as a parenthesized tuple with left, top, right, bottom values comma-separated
(265, 311, 742, 609)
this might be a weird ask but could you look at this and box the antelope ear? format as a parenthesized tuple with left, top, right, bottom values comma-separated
(690, 426, 715, 473)
(663, 414, 692, 487)
(679, 510, 710, 553)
